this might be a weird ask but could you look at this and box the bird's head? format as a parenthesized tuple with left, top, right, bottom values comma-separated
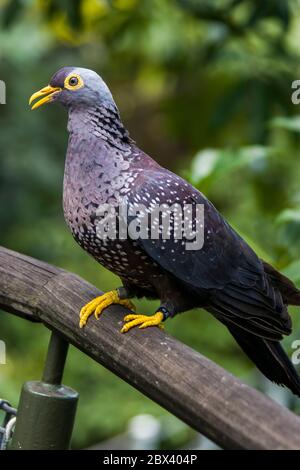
(29, 67, 114, 110)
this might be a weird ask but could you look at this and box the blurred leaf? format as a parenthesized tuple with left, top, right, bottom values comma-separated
(190, 146, 272, 185)
(270, 116, 300, 132)
(189, 148, 219, 182)
(276, 208, 300, 224)
(276, 209, 300, 258)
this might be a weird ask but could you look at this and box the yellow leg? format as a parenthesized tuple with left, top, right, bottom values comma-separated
(121, 312, 164, 333)
(79, 290, 136, 328)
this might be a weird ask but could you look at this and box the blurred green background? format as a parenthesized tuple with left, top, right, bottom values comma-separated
(1, 0, 300, 449)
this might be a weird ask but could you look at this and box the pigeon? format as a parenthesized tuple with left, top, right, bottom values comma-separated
(29, 67, 300, 396)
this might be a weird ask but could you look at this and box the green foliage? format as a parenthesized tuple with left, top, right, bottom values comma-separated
(1, 0, 300, 448)
(271, 116, 300, 132)
(189, 146, 273, 186)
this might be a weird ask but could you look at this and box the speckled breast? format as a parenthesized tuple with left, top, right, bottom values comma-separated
(63, 138, 162, 288)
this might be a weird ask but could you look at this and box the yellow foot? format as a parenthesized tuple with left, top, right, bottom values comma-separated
(79, 290, 136, 328)
(121, 312, 164, 333)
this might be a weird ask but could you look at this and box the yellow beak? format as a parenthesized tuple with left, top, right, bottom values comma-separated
(29, 85, 62, 110)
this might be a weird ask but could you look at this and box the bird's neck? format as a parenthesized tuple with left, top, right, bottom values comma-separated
(67, 103, 132, 151)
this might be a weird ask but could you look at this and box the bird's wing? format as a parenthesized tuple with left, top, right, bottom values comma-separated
(126, 169, 291, 339)
(126, 168, 260, 290)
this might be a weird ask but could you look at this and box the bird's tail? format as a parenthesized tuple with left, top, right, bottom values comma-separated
(263, 260, 300, 306)
(227, 323, 300, 397)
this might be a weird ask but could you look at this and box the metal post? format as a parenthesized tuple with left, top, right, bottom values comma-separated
(11, 331, 79, 450)
(42, 331, 69, 384)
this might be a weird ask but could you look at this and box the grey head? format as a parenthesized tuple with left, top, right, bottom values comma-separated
(50, 67, 115, 109)
(29, 66, 132, 147)
(29, 66, 117, 111)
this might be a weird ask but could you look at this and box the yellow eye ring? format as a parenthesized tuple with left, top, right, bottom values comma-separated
(64, 73, 84, 91)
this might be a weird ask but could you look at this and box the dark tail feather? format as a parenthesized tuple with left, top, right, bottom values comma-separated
(227, 323, 300, 397)
(263, 260, 300, 306)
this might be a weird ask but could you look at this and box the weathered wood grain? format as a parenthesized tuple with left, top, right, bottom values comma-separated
(0, 245, 300, 449)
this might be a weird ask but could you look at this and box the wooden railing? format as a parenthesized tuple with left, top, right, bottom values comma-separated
(1, 245, 300, 450)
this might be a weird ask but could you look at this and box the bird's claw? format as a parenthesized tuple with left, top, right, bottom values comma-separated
(121, 312, 164, 333)
(79, 290, 136, 328)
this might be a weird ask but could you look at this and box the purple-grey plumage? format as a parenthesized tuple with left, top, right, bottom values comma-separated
(33, 67, 300, 396)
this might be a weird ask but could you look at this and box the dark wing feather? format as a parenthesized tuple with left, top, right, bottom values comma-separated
(225, 323, 300, 396)
(128, 169, 259, 289)
(127, 169, 291, 338)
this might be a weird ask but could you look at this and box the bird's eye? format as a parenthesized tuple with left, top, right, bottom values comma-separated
(68, 76, 79, 87)
(64, 73, 84, 91)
